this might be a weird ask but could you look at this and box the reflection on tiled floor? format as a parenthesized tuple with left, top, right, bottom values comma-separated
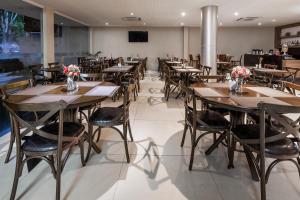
(0, 71, 299, 200)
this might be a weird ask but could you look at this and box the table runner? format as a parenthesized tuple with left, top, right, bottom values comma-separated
(12, 85, 60, 95)
(231, 97, 290, 108)
(21, 95, 80, 104)
(246, 87, 293, 97)
(194, 88, 225, 97)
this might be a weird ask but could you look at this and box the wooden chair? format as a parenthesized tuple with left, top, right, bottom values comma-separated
(1, 79, 33, 164)
(179, 81, 230, 170)
(164, 66, 180, 101)
(231, 103, 300, 200)
(78, 73, 102, 122)
(3, 100, 88, 200)
(120, 64, 139, 101)
(88, 85, 133, 162)
(28, 64, 51, 85)
(231, 55, 242, 66)
(280, 81, 300, 95)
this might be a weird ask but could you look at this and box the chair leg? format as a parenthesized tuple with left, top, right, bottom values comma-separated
(244, 147, 260, 181)
(260, 153, 267, 200)
(10, 152, 24, 200)
(205, 132, 226, 155)
(228, 136, 236, 169)
(128, 121, 134, 142)
(96, 127, 101, 143)
(79, 138, 86, 167)
(5, 132, 15, 163)
(181, 124, 188, 147)
(188, 129, 196, 171)
(123, 124, 130, 163)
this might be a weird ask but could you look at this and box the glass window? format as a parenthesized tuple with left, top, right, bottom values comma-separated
(0, 2, 42, 67)
(54, 14, 89, 65)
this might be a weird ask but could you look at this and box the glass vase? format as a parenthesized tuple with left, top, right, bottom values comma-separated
(67, 76, 77, 91)
(235, 78, 243, 93)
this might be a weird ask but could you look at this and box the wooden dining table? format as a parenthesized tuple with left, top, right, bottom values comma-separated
(191, 82, 300, 180)
(7, 81, 120, 154)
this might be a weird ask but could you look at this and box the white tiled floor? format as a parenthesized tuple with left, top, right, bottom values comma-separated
(0, 71, 299, 200)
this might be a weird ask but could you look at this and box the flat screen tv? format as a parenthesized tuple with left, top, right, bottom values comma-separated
(128, 31, 148, 42)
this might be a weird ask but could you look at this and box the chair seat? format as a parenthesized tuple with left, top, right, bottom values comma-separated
(22, 122, 85, 152)
(187, 109, 229, 130)
(89, 107, 123, 126)
(233, 124, 299, 157)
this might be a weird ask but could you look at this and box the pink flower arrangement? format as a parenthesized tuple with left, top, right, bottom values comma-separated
(231, 66, 251, 80)
(63, 64, 80, 77)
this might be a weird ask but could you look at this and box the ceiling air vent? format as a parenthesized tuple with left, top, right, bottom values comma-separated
(236, 17, 259, 22)
(122, 17, 142, 22)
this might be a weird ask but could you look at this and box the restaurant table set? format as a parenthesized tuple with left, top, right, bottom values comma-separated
(187, 79, 300, 200)
(0, 72, 124, 199)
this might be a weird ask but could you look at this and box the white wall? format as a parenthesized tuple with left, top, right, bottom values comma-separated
(92, 27, 184, 71)
(92, 26, 275, 70)
(189, 27, 275, 63)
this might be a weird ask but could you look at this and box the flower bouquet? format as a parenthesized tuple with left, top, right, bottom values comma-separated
(63, 64, 80, 91)
(230, 66, 251, 92)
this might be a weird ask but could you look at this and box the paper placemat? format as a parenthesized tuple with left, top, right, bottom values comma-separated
(231, 97, 290, 108)
(84, 86, 119, 97)
(12, 85, 60, 95)
(76, 81, 101, 87)
(21, 95, 80, 104)
(205, 82, 228, 88)
(194, 88, 224, 97)
(246, 87, 293, 97)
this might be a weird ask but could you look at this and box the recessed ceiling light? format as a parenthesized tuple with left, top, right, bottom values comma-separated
(219, 22, 223, 26)
(105, 22, 109, 26)
(234, 12, 239, 16)
(130, 12, 134, 16)
(143, 22, 146, 25)
(181, 12, 186, 17)
(258, 22, 262, 26)
(180, 22, 184, 26)
(272, 19, 276, 22)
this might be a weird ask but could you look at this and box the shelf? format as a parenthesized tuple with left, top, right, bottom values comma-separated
(280, 35, 300, 39)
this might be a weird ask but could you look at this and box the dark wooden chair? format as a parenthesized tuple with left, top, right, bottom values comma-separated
(120, 64, 139, 101)
(180, 81, 230, 170)
(28, 64, 51, 85)
(280, 80, 300, 95)
(88, 85, 133, 163)
(1, 79, 33, 164)
(231, 55, 242, 67)
(3, 100, 88, 200)
(231, 103, 300, 200)
(164, 66, 180, 101)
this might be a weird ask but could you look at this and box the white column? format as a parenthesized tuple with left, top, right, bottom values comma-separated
(89, 27, 94, 54)
(183, 27, 189, 60)
(42, 7, 55, 68)
(200, 6, 218, 74)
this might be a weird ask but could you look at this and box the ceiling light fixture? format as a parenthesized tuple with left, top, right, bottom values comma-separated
(105, 22, 109, 26)
(130, 12, 134, 16)
(234, 12, 239, 16)
(181, 12, 186, 17)
(180, 22, 184, 26)
(219, 22, 223, 26)
(143, 22, 146, 25)
(272, 19, 276, 22)
(258, 22, 262, 26)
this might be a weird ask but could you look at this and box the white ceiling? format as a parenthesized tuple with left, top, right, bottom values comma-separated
(27, 0, 300, 27)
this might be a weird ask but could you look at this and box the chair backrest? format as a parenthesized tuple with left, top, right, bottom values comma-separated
(2, 100, 69, 154)
(280, 81, 300, 95)
(203, 66, 211, 75)
(189, 54, 193, 61)
(48, 62, 59, 68)
(197, 54, 201, 62)
(1, 79, 32, 98)
(258, 103, 300, 144)
(80, 73, 101, 81)
(264, 64, 277, 69)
